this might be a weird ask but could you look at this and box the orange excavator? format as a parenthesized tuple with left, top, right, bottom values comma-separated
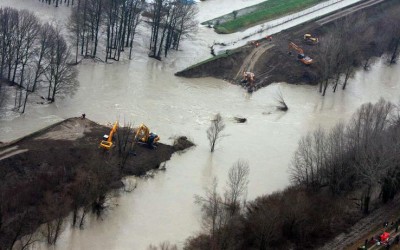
(134, 124, 160, 148)
(288, 42, 313, 65)
(99, 121, 118, 150)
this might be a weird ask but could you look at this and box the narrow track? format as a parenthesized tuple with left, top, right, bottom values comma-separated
(319, 195, 400, 250)
(316, 0, 386, 26)
(235, 44, 274, 81)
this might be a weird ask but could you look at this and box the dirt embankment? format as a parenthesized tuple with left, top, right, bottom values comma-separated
(177, 0, 397, 89)
(0, 117, 194, 248)
(0, 117, 192, 176)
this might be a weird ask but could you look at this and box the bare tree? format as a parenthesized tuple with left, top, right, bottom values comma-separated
(224, 160, 249, 216)
(385, 13, 400, 64)
(274, 88, 288, 111)
(207, 113, 225, 153)
(194, 177, 230, 250)
(40, 192, 70, 245)
(116, 122, 135, 171)
(45, 26, 78, 102)
(290, 127, 326, 191)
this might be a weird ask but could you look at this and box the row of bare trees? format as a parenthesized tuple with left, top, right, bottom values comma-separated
(185, 99, 400, 250)
(68, 0, 145, 62)
(59, 0, 198, 62)
(290, 99, 400, 214)
(0, 7, 77, 114)
(148, 0, 198, 60)
(316, 8, 400, 96)
(39, 0, 75, 7)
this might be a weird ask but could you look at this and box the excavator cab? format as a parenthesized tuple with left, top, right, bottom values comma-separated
(134, 124, 160, 148)
(99, 121, 118, 150)
(289, 42, 313, 65)
(304, 33, 319, 45)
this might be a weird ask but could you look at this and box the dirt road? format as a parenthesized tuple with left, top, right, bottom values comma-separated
(316, 0, 386, 26)
(234, 43, 274, 80)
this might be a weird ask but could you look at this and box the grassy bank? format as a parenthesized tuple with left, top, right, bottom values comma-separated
(210, 0, 325, 34)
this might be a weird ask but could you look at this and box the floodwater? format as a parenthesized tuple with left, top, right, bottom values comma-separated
(1, 0, 400, 249)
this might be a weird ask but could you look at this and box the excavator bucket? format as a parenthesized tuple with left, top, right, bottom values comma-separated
(99, 121, 118, 150)
(99, 141, 113, 150)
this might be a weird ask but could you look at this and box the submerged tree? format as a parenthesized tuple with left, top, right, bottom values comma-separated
(148, 0, 198, 60)
(45, 26, 78, 102)
(207, 113, 225, 153)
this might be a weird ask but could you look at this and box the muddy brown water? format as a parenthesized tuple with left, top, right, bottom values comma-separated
(1, 0, 400, 249)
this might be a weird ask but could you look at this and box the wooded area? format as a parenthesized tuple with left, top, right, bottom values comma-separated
(185, 99, 400, 250)
(0, 7, 77, 113)
(316, 8, 400, 96)
(66, 0, 198, 62)
(0, 1, 199, 115)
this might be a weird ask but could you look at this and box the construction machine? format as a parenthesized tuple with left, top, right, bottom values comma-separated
(241, 71, 256, 92)
(99, 121, 118, 150)
(303, 34, 319, 45)
(242, 71, 255, 86)
(134, 124, 160, 148)
(288, 42, 313, 65)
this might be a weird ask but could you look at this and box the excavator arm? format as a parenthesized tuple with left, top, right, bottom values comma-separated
(99, 121, 118, 150)
(288, 42, 313, 65)
(289, 42, 304, 54)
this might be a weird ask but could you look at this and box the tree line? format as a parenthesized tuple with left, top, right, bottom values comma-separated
(184, 99, 400, 249)
(316, 6, 400, 96)
(290, 98, 400, 214)
(0, 0, 198, 114)
(0, 7, 77, 113)
(65, 0, 198, 62)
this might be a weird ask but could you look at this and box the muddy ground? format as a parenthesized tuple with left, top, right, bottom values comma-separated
(0, 118, 193, 177)
(176, 0, 398, 90)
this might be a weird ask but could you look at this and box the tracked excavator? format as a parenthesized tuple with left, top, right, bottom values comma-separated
(241, 71, 256, 92)
(288, 42, 313, 65)
(134, 124, 160, 148)
(99, 121, 118, 150)
(303, 34, 319, 45)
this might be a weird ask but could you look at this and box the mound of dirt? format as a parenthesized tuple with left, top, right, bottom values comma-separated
(173, 136, 195, 151)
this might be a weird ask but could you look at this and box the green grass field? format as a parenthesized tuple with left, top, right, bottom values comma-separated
(213, 0, 324, 34)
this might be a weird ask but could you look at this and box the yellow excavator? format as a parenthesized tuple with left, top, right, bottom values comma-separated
(134, 124, 160, 148)
(303, 34, 319, 45)
(99, 121, 118, 150)
(288, 42, 313, 65)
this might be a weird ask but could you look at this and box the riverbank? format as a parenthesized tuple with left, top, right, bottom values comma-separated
(0, 117, 194, 248)
(177, 0, 397, 91)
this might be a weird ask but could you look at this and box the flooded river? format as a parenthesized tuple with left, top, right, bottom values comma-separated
(1, 0, 400, 249)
